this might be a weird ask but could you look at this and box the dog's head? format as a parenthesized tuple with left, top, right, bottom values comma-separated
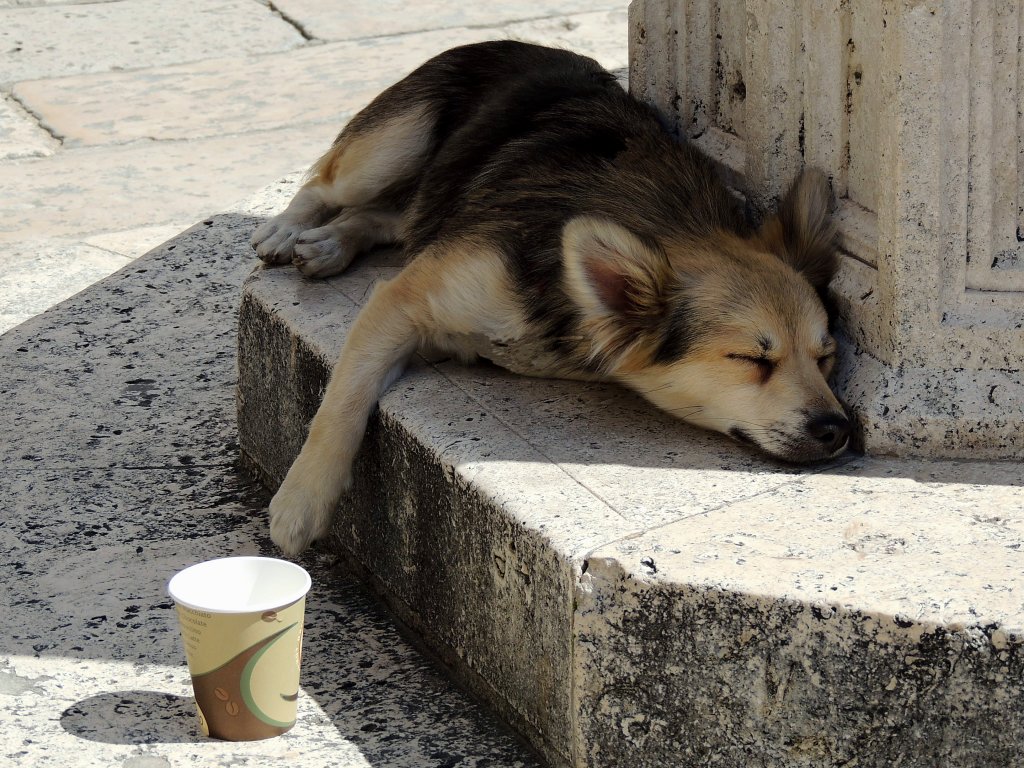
(562, 169, 849, 463)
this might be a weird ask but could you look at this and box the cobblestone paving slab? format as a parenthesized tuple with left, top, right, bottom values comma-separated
(0, 314, 30, 333)
(0, 94, 57, 160)
(0, 0, 120, 6)
(0, 122, 338, 242)
(83, 223, 192, 259)
(0, 240, 131, 318)
(3, 215, 312, 476)
(14, 9, 628, 147)
(0, 0, 306, 86)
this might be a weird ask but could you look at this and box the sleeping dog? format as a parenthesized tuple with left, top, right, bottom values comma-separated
(251, 41, 850, 556)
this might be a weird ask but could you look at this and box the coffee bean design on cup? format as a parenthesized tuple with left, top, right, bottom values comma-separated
(190, 623, 298, 741)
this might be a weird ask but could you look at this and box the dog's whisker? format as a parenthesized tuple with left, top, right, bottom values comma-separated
(666, 405, 705, 417)
(690, 414, 775, 430)
(635, 382, 674, 396)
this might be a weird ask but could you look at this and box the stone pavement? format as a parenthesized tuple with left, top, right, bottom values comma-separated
(0, 0, 628, 334)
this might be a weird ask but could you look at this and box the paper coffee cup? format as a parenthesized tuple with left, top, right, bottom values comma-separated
(168, 556, 311, 741)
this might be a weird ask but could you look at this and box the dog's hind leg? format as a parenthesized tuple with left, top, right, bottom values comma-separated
(268, 244, 521, 555)
(251, 102, 435, 265)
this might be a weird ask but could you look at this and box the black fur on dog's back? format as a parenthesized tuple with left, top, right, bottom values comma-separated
(387, 41, 748, 366)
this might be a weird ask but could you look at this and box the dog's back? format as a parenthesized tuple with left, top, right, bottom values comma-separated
(403, 41, 744, 246)
(367, 42, 747, 360)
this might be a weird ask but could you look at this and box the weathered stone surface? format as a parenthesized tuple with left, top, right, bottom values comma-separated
(272, 0, 622, 42)
(833, 334, 1024, 459)
(1, 221, 251, 471)
(629, 0, 1024, 459)
(0, 94, 56, 160)
(504, 9, 628, 73)
(0, 209, 539, 768)
(575, 457, 1024, 767)
(0, 0, 120, 6)
(83, 223, 191, 259)
(0, 314, 27, 334)
(0, 122, 337, 242)
(0, 0, 305, 86)
(238, 170, 1024, 767)
(14, 9, 628, 148)
(239, 245, 604, 768)
(431, 363, 822, 530)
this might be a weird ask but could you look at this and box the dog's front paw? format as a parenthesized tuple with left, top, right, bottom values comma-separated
(251, 217, 306, 264)
(268, 479, 335, 556)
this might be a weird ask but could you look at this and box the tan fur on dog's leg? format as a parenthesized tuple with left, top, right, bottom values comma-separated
(269, 244, 522, 555)
(269, 276, 419, 555)
(253, 103, 435, 266)
(312, 103, 434, 207)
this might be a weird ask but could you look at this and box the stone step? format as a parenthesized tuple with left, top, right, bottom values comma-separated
(237, 176, 1024, 767)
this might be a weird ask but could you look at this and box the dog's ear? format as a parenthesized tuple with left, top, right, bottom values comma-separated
(562, 216, 669, 322)
(756, 169, 838, 294)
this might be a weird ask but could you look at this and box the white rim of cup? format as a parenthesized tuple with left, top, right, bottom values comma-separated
(167, 556, 311, 614)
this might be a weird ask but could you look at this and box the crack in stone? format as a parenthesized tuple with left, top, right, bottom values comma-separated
(579, 452, 861, 566)
(424, 362, 632, 524)
(325, 6, 624, 45)
(264, 1, 317, 42)
(6, 90, 64, 146)
(5, 89, 64, 148)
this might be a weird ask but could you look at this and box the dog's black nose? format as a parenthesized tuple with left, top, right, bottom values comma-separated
(806, 414, 850, 453)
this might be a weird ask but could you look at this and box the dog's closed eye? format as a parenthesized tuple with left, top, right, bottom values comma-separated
(727, 353, 776, 382)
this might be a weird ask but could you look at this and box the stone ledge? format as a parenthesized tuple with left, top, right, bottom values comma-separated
(237, 177, 1024, 767)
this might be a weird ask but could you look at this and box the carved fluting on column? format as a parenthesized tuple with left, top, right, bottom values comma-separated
(629, 0, 1023, 458)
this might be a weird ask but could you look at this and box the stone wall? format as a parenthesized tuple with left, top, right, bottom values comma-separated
(629, 0, 1024, 459)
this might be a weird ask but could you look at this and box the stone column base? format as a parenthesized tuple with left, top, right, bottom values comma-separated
(628, 0, 1024, 461)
